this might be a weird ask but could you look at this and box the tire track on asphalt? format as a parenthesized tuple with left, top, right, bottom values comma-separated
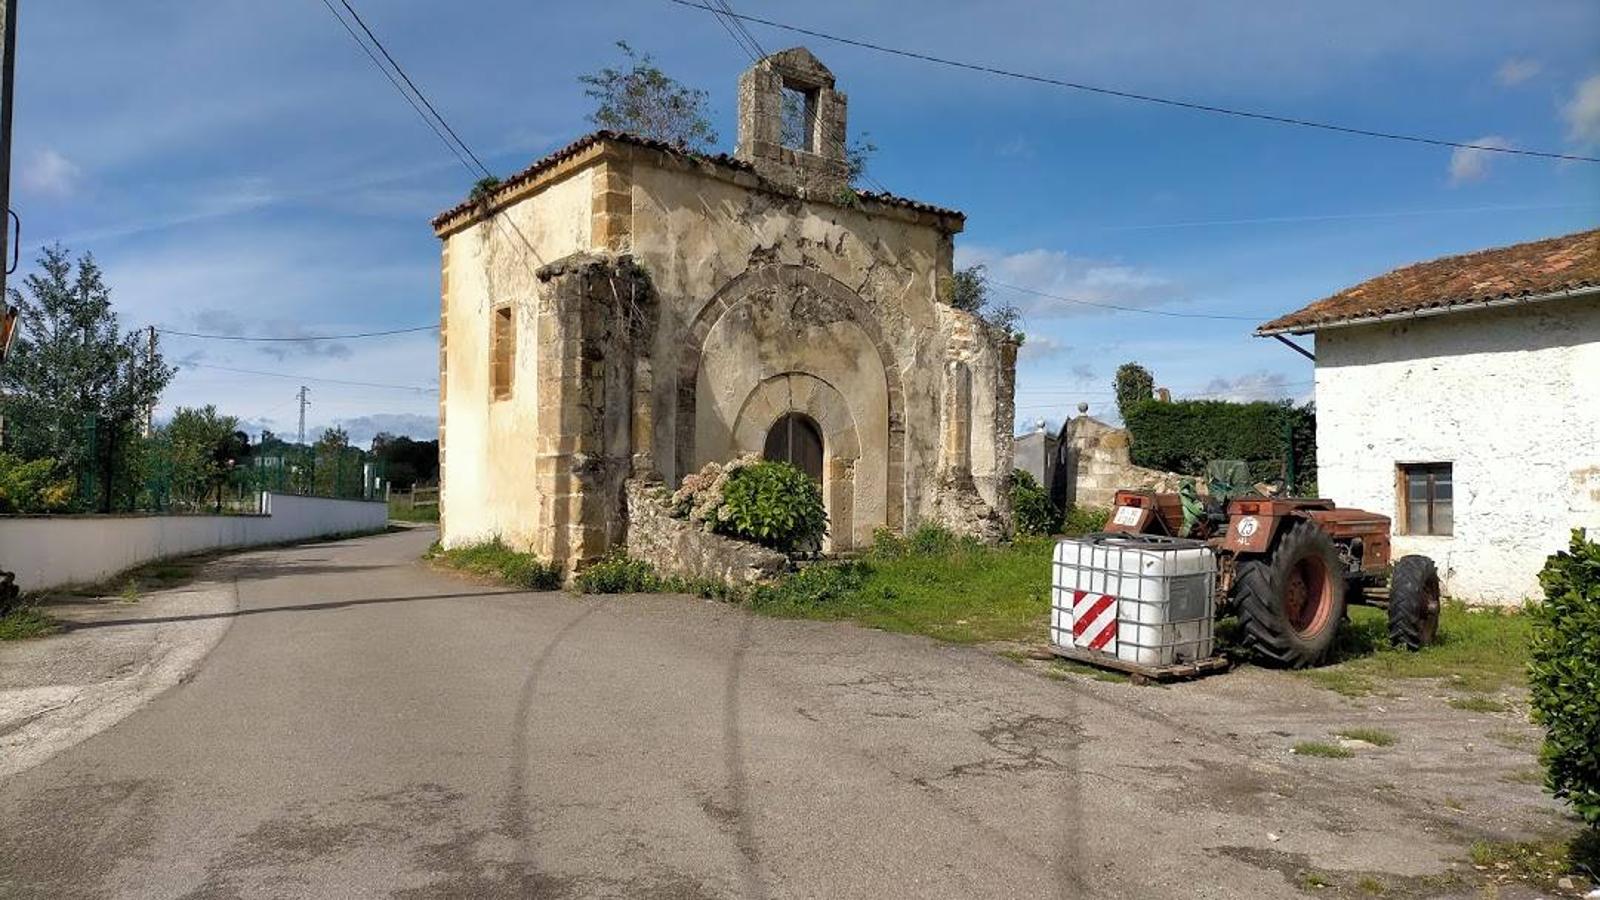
(502, 601, 601, 885)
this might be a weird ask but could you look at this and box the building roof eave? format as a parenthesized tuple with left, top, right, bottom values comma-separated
(1253, 283, 1600, 338)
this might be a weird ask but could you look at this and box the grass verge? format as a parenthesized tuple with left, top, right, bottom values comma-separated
(428, 538, 562, 590)
(1334, 727, 1397, 747)
(1468, 832, 1599, 894)
(747, 529, 1056, 644)
(1299, 601, 1532, 697)
(388, 499, 439, 523)
(0, 606, 60, 641)
(1292, 741, 1354, 759)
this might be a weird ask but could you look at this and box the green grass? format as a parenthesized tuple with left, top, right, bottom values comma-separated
(747, 531, 1056, 644)
(1292, 741, 1354, 759)
(0, 606, 60, 641)
(1334, 727, 1397, 747)
(1301, 601, 1532, 696)
(428, 538, 562, 590)
(1468, 833, 1600, 890)
(1448, 695, 1508, 713)
(388, 499, 439, 523)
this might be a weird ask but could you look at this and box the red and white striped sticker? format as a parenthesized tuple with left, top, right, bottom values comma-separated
(1071, 590, 1118, 653)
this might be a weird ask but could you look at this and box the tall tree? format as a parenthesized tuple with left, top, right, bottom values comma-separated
(1114, 362, 1156, 420)
(579, 42, 718, 151)
(0, 245, 174, 508)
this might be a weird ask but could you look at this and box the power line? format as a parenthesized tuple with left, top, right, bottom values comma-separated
(334, 0, 492, 179)
(313, 0, 478, 179)
(157, 324, 436, 342)
(989, 280, 1260, 321)
(664, 0, 1600, 165)
(182, 361, 435, 393)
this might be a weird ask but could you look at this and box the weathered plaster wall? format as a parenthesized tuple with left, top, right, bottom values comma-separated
(1315, 296, 1600, 604)
(438, 167, 594, 550)
(627, 160, 1009, 540)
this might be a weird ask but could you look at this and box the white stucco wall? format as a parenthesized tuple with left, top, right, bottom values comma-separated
(439, 167, 594, 549)
(1314, 295, 1600, 604)
(0, 493, 389, 593)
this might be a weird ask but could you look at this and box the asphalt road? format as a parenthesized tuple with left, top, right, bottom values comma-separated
(0, 528, 1547, 899)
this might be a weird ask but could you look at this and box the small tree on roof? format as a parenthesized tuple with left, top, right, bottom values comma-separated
(579, 42, 718, 152)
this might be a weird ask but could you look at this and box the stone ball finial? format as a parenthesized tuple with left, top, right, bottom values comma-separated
(1035, 418, 1046, 432)
(1077, 402, 1089, 414)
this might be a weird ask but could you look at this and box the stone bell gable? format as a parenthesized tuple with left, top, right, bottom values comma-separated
(432, 48, 1018, 574)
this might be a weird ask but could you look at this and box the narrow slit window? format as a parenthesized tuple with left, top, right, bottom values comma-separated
(1398, 462, 1452, 536)
(491, 306, 514, 400)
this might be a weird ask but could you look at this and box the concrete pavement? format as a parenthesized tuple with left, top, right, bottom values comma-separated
(0, 528, 1563, 898)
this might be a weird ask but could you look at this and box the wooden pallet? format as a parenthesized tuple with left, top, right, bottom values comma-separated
(1049, 645, 1232, 684)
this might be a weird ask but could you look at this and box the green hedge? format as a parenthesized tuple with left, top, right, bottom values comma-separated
(1123, 399, 1316, 491)
(1010, 469, 1062, 536)
(1531, 530, 1600, 828)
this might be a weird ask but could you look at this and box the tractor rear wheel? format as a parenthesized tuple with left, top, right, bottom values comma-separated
(1233, 519, 1347, 668)
(1387, 555, 1441, 650)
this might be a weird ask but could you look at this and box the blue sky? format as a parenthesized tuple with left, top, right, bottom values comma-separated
(11, 1, 1599, 445)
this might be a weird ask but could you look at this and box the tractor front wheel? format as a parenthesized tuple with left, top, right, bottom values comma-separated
(1387, 555, 1441, 651)
(1233, 519, 1347, 668)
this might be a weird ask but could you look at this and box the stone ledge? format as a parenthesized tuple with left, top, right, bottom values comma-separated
(623, 481, 788, 587)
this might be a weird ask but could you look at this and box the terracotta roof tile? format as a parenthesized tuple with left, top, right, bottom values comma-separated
(1257, 228, 1600, 333)
(430, 130, 964, 232)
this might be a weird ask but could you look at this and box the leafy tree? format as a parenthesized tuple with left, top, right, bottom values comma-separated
(313, 426, 357, 497)
(1114, 362, 1155, 420)
(159, 405, 244, 511)
(579, 42, 717, 151)
(0, 245, 174, 510)
(369, 432, 438, 491)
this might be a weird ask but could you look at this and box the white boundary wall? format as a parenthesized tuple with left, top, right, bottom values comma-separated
(0, 492, 389, 592)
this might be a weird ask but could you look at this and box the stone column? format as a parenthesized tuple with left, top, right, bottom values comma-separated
(533, 253, 657, 576)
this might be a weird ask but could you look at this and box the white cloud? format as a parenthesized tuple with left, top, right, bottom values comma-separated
(331, 413, 438, 447)
(1494, 58, 1541, 86)
(1563, 74, 1600, 147)
(1188, 371, 1300, 403)
(954, 246, 1179, 321)
(1017, 334, 1069, 363)
(20, 148, 82, 197)
(1447, 135, 1514, 185)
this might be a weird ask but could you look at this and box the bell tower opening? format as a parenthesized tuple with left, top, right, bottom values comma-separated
(763, 412, 824, 484)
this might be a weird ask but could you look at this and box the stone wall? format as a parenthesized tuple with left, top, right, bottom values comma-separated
(1060, 416, 1185, 510)
(624, 481, 788, 586)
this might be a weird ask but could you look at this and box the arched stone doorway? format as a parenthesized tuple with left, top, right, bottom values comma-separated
(763, 412, 824, 483)
(676, 263, 905, 541)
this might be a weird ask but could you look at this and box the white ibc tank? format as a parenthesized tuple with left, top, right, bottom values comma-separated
(1051, 534, 1217, 668)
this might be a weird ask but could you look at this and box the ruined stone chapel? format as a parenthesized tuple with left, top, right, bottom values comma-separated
(431, 48, 1018, 573)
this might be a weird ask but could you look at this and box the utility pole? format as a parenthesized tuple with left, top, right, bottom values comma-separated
(0, 0, 17, 615)
(142, 325, 155, 436)
(297, 385, 309, 445)
(0, 0, 17, 308)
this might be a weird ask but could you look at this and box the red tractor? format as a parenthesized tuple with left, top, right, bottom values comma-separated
(1104, 490, 1441, 668)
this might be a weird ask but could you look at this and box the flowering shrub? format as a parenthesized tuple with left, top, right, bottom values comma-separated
(668, 454, 826, 552)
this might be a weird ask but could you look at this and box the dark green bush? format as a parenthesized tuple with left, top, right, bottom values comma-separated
(1123, 398, 1316, 491)
(1531, 530, 1600, 828)
(1010, 469, 1062, 536)
(749, 562, 869, 610)
(715, 460, 827, 552)
(576, 553, 664, 594)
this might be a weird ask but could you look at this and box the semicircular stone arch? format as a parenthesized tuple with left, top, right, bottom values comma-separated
(677, 263, 905, 532)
